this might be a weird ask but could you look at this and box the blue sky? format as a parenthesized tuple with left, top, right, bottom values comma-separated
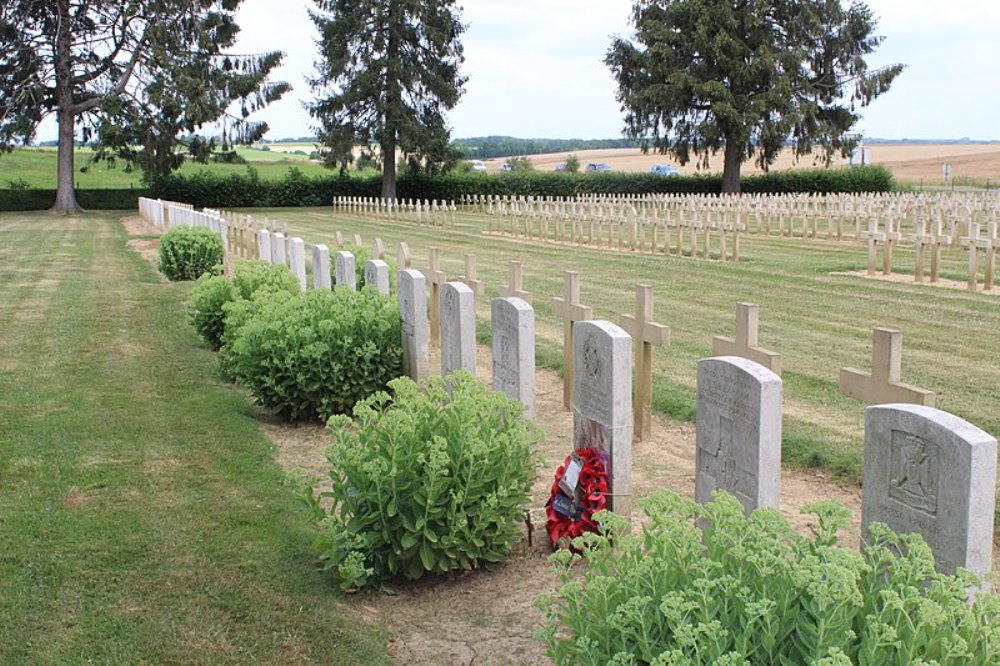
(37, 0, 1000, 142)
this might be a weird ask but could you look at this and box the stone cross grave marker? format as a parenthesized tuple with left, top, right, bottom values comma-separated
(696, 356, 782, 515)
(397, 242, 411, 269)
(618, 285, 670, 441)
(257, 229, 272, 262)
(862, 404, 996, 582)
(931, 217, 952, 282)
(882, 218, 901, 275)
(862, 219, 884, 276)
(398, 269, 429, 380)
(271, 232, 287, 266)
(959, 223, 991, 291)
(984, 221, 998, 292)
(289, 237, 307, 291)
(440, 281, 476, 376)
(912, 218, 933, 283)
(840, 327, 934, 406)
(573, 320, 633, 521)
(491, 297, 535, 419)
(364, 259, 390, 295)
(459, 254, 486, 302)
(313, 244, 331, 290)
(334, 231, 343, 248)
(499, 261, 532, 303)
(334, 251, 357, 291)
(424, 247, 446, 345)
(352, 233, 363, 246)
(712, 302, 781, 375)
(552, 271, 593, 410)
(373, 238, 385, 260)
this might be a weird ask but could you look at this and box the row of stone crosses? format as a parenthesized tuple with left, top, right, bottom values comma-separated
(136, 199, 996, 588)
(331, 196, 457, 227)
(243, 223, 997, 589)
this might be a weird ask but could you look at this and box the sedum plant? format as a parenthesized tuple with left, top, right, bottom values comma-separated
(296, 372, 541, 590)
(157, 225, 224, 280)
(223, 287, 401, 421)
(537, 490, 1000, 665)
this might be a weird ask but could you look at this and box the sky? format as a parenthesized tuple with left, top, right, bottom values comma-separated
(37, 0, 1000, 142)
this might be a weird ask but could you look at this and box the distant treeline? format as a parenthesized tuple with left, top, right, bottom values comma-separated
(450, 136, 639, 160)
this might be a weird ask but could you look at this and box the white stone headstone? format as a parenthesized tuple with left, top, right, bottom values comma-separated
(257, 229, 272, 263)
(289, 237, 307, 291)
(440, 281, 476, 377)
(572, 320, 633, 520)
(334, 251, 356, 291)
(364, 259, 390, 295)
(695, 356, 782, 515)
(862, 404, 997, 580)
(313, 244, 331, 290)
(271, 232, 286, 265)
(397, 269, 429, 381)
(491, 297, 535, 419)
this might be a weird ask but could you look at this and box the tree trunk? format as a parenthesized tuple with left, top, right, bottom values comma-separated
(721, 139, 742, 194)
(53, 107, 83, 214)
(381, 134, 396, 200)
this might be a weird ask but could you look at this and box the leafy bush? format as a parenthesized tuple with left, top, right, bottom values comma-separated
(157, 225, 224, 281)
(538, 491, 1000, 665)
(224, 287, 402, 421)
(188, 260, 300, 349)
(296, 373, 541, 591)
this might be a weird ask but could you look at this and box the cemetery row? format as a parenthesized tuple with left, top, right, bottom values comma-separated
(137, 197, 999, 589)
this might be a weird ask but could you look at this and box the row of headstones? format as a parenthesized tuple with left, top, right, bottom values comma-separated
(487, 205, 741, 262)
(255, 229, 391, 295)
(137, 197, 194, 231)
(331, 196, 456, 227)
(863, 218, 999, 290)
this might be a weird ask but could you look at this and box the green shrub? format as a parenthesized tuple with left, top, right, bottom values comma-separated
(224, 287, 402, 421)
(295, 373, 541, 590)
(187, 260, 300, 349)
(157, 225, 224, 281)
(538, 491, 1000, 665)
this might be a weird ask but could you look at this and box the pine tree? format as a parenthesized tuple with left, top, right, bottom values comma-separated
(0, 0, 290, 213)
(308, 0, 466, 199)
(606, 0, 904, 193)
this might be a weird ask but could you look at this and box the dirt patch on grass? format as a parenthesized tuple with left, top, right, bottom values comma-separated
(121, 215, 160, 237)
(834, 269, 1000, 295)
(60, 492, 92, 508)
(258, 340, 926, 665)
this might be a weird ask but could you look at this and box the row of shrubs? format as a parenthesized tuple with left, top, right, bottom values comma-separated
(0, 187, 144, 211)
(162, 228, 997, 661)
(166, 233, 539, 590)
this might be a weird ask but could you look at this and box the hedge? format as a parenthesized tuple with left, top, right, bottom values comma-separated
(0, 188, 145, 211)
(0, 165, 894, 211)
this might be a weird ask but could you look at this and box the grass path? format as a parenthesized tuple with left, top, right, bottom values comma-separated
(0, 212, 387, 663)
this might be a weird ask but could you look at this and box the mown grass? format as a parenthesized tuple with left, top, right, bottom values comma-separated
(0, 147, 334, 189)
(256, 206, 1000, 486)
(0, 212, 388, 663)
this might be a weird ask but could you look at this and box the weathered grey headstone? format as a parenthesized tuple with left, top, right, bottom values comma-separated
(491, 297, 535, 419)
(862, 404, 997, 580)
(440, 281, 476, 377)
(271, 232, 286, 265)
(334, 251, 356, 290)
(289, 237, 307, 291)
(313, 244, 331, 290)
(572, 320, 633, 521)
(257, 229, 272, 262)
(397, 269, 429, 380)
(364, 259, 390, 295)
(695, 356, 782, 515)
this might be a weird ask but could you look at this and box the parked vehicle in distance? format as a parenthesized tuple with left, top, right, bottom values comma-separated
(554, 162, 566, 172)
(467, 160, 486, 172)
(650, 164, 680, 176)
(585, 162, 612, 172)
(498, 163, 512, 172)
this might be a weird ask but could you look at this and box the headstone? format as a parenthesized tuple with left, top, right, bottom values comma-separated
(397, 242, 411, 269)
(398, 269, 429, 380)
(695, 356, 782, 515)
(618, 285, 670, 441)
(313, 244, 331, 290)
(289, 237, 307, 291)
(862, 404, 996, 581)
(257, 229, 272, 262)
(712, 303, 781, 375)
(491, 297, 535, 419)
(271, 232, 286, 265)
(841, 328, 934, 406)
(552, 271, 593, 410)
(334, 251, 357, 290)
(440, 282, 476, 376)
(364, 259, 390, 295)
(572, 320, 633, 521)
(373, 238, 385, 260)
